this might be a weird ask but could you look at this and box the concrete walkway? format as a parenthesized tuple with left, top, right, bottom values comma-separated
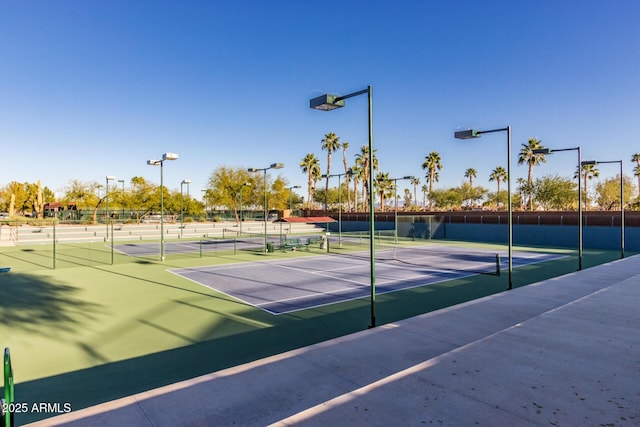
(28, 255, 640, 426)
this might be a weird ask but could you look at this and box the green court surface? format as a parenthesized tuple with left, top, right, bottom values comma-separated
(0, 237, 633, 424)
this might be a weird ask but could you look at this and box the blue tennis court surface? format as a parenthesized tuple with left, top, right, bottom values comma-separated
(170, 246, 563, 314)
(114, 238, 267, 257)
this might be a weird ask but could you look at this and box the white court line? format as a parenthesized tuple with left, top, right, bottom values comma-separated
(254, 284, 367, 307)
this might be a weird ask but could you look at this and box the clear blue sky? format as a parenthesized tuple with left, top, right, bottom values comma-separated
(1, 1, 639, 201)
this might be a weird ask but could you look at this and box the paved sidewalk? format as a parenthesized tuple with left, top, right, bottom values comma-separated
(28, 255, 640, 426)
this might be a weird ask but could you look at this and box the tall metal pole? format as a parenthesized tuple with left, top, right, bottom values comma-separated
(160, 161, 165, 261)
(119, 179, 125, 221)
(506, 126, 513, 290)
(240, 189, 244, 235)
(105, 177, 110, 240)
(180, 183, 184, 238)
(578, 147, 583, 270)
(394, 180, 398, 243)
(367, 85, 376, 327)
(338, 174, 342, 248)
(263, 168, 268, 253)
(310, 86, 375, 328)
(620, 161, 625, 258)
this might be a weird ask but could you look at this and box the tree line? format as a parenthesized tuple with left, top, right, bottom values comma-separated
(300, 134, 640, 212)
(2, 138, 639, 221)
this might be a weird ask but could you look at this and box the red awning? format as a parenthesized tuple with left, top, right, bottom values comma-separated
(276, 216, 336, 223)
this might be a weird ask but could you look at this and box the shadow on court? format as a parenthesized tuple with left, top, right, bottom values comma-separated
(0, 272, 102, 335)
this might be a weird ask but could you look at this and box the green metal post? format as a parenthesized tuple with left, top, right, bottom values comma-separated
(367, 85, 376, 328)
(507, 126, 513, 290)
(264, 169, 268, 253)
(160, 161, 165, 261)
(52, 221, 56, 270)
(620, 161, 625, 259)
(111, 221, 114, 265)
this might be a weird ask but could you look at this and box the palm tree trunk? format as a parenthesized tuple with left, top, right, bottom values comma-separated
(428, 170, 435, 210)
(527, 165, 534, 211)
(584, 175, 589, 211)
(353, 179, 359, 212)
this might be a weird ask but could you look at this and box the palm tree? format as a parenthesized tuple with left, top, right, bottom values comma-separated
(489, 166, 508, 207)
(464, 168, 477, 187)
(374, 172, 393, 211)
(300, 153, 320, 210)
(632, 153, 640, 198)
(350, 165, 361, 212)
(516, 177, 528, 210)
(421, 184, 429, 210)
(355, 145, 378, 212)
(411, 177, 420, 210)
(421, 151, 443, 210)
(575, 163, 599, 210)
(321, 132, 341, 210)
(518, 138, 546, 210)
(342, 141, 351, 211)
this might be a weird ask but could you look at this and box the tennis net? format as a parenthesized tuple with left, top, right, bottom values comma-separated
(332, 233, 502, 275)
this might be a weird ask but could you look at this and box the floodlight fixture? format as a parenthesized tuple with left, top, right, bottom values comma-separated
(310, 94, 346, 111)
(454, 129, 481, 139)
(163, 152, 179, 161)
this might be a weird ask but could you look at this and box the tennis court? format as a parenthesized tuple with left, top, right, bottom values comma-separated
(171, 245, 562, 314)
(114, 234, 320, 257)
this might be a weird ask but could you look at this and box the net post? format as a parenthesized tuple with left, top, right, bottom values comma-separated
(199, 239, 203, 258)
(496, 253, 501, 276)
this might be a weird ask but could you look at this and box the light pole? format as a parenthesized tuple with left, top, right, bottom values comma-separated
(582, 160, 625, 259)
(322, 170, 352, 247)
(147, 152, 179, 261)
(248, 163, 284, 252)
(180, 179, 191, 238)
(392, 176, 415, 242)
(311, 86, 376, 327)
(239, 182, 251, 234)
(118, 179, 125, 222)
(534, 147, 583, 270)
(105, 175, 115, 239)
(201, 189, 209, 222)
(455, 127, 513, 290)
(289, 185, 301, 213)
